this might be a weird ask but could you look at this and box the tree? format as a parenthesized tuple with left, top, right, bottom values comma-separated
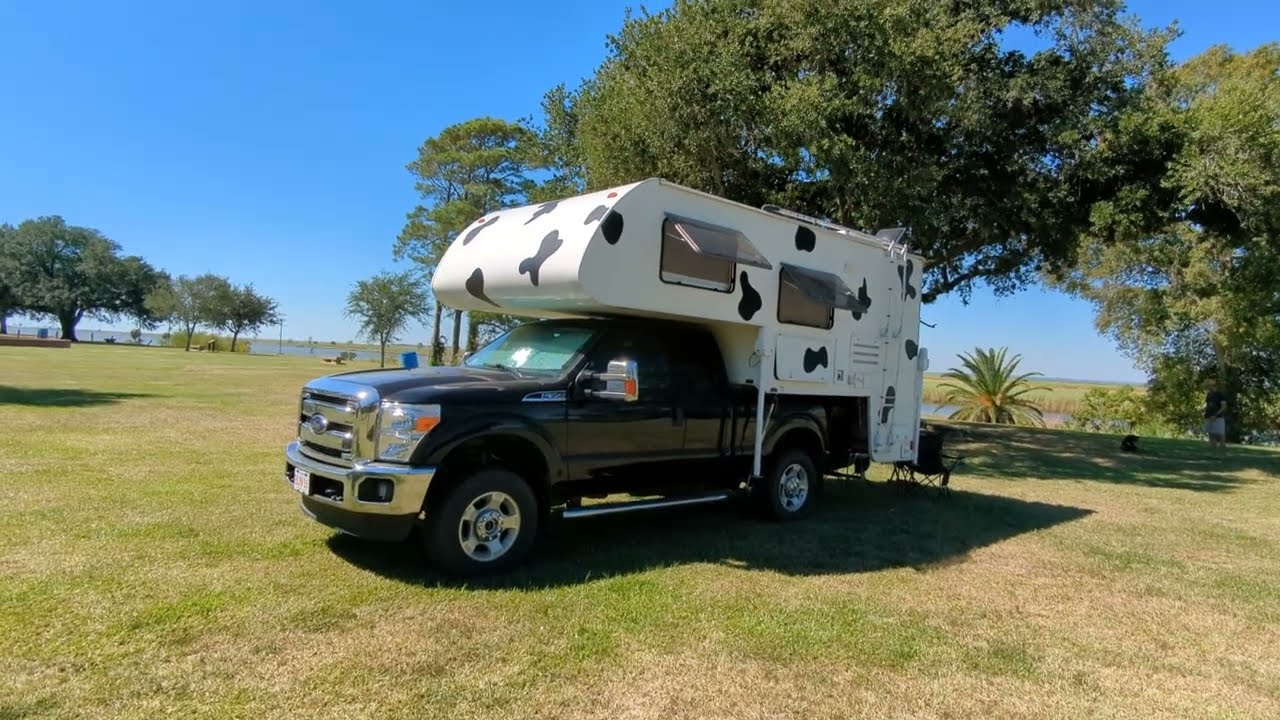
(937, 347, 1050, 426)
(466, 311, 523, 352)
(215, 284, 281, 352)
(0, 223, 17, 334)
(5, 216, 165, 340)
(147, 274, 233, 351)
(537, 0, 1174, 303)
(345, 270, 431, 367)
(1053, 43, 1280, 440)
(395, 117, 543, 360)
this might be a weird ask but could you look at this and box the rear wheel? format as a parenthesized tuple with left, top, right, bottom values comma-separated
(422, 468, 539, 577)
(759, 448, 819, 521)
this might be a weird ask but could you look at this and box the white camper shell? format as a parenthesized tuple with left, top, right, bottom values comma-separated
(433, 178, 928, 467)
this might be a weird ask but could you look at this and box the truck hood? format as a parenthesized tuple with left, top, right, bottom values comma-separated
(327, 365, 560, 404)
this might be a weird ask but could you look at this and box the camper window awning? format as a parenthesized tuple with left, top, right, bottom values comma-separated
(780, 262, 869, 313)
(665, 215, 774, 270)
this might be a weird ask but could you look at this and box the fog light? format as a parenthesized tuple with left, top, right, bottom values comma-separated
(357, 477, 395, 503)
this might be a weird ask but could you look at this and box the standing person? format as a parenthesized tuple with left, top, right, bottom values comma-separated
(1204, 379, 1228, 450)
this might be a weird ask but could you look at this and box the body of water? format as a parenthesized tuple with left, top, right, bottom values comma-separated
(922, 403, 1071, 425)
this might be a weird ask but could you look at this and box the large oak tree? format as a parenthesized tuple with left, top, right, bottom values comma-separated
(537, 0, 1174, 302)
(6, 216, 165, 340)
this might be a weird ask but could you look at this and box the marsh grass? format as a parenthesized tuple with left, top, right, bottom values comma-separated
(1, 346, 1277, 719)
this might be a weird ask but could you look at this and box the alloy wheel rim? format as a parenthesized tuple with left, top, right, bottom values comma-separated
(458, 491, 521, 561)
(778, 463, 809, 512)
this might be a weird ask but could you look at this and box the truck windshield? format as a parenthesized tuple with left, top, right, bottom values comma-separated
(464, 323, 597, 375)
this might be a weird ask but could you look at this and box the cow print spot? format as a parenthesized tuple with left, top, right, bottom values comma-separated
(518, 230, 562, 287)
(524, 201, 559, 225)
(898, 260, 917, 301)
(851, 278, 872, 320)
(794, 225, 816, 252)
(601, 210, 624, 245)
(465, 268, 498, 307)
(583, 205, 608, 224)
(737, 271, 762, 321)
(879, 386, 896, 424)
(803, 346, 829, 374)
(462, 215, 499, 245)
(905, 339, 918, 360)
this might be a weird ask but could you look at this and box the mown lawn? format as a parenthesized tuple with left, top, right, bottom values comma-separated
(2, 345, 1277, 719)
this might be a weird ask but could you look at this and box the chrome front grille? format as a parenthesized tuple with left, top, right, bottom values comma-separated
(296, 377, 380, 467)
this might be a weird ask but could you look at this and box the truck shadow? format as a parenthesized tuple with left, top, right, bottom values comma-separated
(326, 478, 1091, 589)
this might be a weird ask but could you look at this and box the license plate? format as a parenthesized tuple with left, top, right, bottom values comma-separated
(292, 468, 311, 494)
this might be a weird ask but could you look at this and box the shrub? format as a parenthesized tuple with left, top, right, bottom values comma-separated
(169, 331, 251, 353)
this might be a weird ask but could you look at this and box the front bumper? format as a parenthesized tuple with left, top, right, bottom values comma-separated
(284, 440, 436, 541)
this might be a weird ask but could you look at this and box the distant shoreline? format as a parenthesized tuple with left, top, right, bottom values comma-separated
(9, 324, 1148, 386)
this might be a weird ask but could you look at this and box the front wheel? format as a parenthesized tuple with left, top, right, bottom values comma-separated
(422, 469, 539, 577)
(759, 448, 819, 521)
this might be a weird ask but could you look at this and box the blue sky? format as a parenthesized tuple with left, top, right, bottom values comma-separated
(2, 1, 1275, 382)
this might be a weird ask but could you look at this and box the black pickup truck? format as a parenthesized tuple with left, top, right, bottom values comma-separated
(284, 316, 869, 576)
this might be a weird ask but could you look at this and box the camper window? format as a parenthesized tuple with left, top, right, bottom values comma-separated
(659, 216, 772, 292)
(778, 275, 834, 328)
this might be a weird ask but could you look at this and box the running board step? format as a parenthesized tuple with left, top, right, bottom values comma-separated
(561, 492, 733, 519)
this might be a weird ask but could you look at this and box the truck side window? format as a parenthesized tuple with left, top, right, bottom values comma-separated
(669, 332, 722, 406)
(585, 333, 673, 403)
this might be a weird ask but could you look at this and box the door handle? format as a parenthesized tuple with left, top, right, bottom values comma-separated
(673, 406, 684, 427)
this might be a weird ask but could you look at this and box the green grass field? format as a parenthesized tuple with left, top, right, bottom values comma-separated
(2, 345, 1278, 719)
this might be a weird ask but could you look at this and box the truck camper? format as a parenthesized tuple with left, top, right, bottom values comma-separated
(284, 178, 928, 576)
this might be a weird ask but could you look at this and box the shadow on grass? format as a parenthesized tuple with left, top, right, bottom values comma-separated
(942, 422, 1280, 493)
(0, 385, 155, 407)
(327, 478, 1090, 589)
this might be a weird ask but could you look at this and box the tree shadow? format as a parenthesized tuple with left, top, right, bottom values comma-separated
(940, 422, 1280, 493)
(326, 478, 1091, 589)
(0, 386, 155, 407)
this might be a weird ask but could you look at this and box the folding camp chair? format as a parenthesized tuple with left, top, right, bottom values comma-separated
(888, 429, 963, 496)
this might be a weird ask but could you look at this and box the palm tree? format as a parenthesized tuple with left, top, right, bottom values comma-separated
(937, 347, 1050, 426)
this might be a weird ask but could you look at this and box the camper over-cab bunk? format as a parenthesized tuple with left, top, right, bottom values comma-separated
(282, 178, 928, 577)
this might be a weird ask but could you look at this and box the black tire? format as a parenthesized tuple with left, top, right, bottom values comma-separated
(759, 447, 819, 522)
(422, 468, 539, 578)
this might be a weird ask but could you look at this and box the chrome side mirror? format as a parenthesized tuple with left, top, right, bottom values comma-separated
(592, 359, 639, 402)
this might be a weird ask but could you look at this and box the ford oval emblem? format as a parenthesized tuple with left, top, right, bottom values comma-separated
(308, 414, 330, 435)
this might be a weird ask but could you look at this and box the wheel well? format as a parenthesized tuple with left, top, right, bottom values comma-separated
(771, 427, 824, 466)
(426, 434, 551, 517)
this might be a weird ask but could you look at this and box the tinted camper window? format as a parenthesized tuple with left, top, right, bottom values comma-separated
(778, 274, 834, 328)
(659, 219, 735, 292)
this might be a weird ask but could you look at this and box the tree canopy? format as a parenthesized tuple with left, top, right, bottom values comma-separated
(537, 0, 1176, 302)
(214, 283, 281, 352)
(345, 270, 432, 367)
(146, 274, 235, 351)
(396, 117, 545, 358)
(1054, 43, 1280, 439)
(3, 216, 165, 340)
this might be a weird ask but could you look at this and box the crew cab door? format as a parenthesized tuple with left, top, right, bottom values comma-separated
(670, 328, 727, 462)
(564, 329, 684, 482)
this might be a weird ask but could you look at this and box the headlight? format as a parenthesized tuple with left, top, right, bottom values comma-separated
(374, 402, 441, 462)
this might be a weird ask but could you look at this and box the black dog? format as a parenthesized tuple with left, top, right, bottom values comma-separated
(1120, 434, 1140, 453)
